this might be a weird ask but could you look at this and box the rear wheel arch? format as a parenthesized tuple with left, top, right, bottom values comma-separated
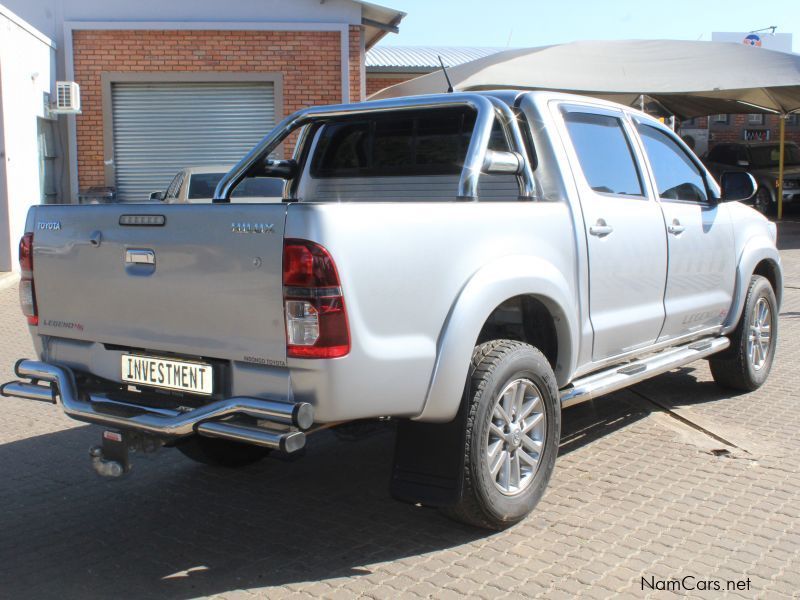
(476, 295, 560, 372)
(418, 257, 578, 423)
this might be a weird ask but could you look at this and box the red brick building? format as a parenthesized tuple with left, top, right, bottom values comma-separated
(1, 0, 405, 203)
(680, 113, 800, 156)
(71, 27, 367, 197)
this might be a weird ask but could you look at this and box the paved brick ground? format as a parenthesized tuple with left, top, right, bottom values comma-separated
(1, 221, 799, 599)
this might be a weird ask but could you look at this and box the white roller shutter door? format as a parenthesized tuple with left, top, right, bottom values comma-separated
(111, 82, 275, 202)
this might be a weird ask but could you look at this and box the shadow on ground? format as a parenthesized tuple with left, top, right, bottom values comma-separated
(0, 366, 728, 599)
(631, 364, 745, 408)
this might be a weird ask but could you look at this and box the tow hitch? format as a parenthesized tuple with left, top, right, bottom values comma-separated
(89, 429, 164, 478)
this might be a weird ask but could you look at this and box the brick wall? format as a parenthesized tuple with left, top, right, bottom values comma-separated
(349, 25, 363, 102)
(709, 114, 800, 146)
(73, 28, 363, 190)
(366, 73, 417, 97)
(683, 114, 800, 151)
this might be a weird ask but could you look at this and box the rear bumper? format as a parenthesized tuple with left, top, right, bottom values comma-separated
(1, 359, 313, 453)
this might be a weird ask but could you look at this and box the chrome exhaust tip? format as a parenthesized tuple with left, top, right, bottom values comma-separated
(0, 381, 56, 403)
(196, 421, 306, 453)
(293, 403, 314, 431)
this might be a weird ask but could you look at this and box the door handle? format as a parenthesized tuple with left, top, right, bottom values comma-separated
(589, 219, 614, 237)
(667, 219, 686, 235)
(125, 249, 156, 265)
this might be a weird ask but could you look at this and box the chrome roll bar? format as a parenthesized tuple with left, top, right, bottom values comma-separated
(487, 97, 537, 199)
(214, 93, 537, 202)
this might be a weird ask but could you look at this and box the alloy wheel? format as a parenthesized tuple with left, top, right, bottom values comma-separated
(485, 378, 547, 496)
(747, 296, 772, 370)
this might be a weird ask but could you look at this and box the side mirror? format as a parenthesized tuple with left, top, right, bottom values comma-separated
(149, 191, 165, 201)
(720, 171, 757, 203)
(252, 158, 298, 179)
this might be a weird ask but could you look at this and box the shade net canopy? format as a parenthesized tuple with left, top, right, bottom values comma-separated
(371, 40, 800, 118)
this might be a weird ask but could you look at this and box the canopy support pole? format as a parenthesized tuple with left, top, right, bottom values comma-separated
(778, 115, 786, 220)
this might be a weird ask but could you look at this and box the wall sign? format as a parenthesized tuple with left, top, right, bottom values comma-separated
(743, 129, 770, 141)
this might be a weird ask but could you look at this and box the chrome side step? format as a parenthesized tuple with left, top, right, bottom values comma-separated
(560, 336, 730, 408)
(1, 360, 312, 453)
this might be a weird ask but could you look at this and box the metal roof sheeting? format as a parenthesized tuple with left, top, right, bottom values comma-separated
(366, 46, 506, 72)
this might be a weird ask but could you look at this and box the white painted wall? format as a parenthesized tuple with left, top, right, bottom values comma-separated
(1, 0, 362, 48)
(0, 7, 56, 271)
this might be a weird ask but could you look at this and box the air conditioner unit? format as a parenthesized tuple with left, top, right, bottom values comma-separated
(50, 81, 81, 114)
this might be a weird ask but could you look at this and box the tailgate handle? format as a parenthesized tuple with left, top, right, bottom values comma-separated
(125, 249, 155, 265)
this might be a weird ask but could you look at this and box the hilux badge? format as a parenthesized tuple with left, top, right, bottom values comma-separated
(231, 222, 274, 234)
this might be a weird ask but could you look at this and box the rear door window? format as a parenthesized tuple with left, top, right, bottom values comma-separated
(563, 111, 644, 197)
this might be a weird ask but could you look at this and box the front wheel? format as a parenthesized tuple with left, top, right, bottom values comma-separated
(709, 275, 778, 391)
(441, 340, 560, 530)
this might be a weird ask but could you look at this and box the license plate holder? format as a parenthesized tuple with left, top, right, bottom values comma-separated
(121, 354, 214, 396)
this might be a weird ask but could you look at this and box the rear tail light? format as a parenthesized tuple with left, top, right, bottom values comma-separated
(19, 233, 38, 326)
(283, 239, 350, 358)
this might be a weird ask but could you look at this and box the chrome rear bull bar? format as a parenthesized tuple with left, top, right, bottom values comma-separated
(1, 360, 311, 453)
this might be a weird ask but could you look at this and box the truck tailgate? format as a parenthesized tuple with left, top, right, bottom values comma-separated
(31, 203, 288, 365)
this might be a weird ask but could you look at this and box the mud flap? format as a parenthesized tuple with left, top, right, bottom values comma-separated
(389, 401, 467, 507)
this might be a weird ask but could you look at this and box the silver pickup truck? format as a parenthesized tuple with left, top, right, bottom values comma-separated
(2, 91, 782, 530)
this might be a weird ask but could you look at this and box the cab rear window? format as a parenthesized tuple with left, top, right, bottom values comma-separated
(310, 107, 509, 178)
(188, 173, 224, 199)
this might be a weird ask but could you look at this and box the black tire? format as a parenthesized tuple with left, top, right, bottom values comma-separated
(709, 275, 778, 391)
(754, 187, 775, 217)
(441, 340, 560, 530)
(176, 436, 271, 467)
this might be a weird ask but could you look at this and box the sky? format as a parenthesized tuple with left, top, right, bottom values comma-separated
(379, 0, 800, 53)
